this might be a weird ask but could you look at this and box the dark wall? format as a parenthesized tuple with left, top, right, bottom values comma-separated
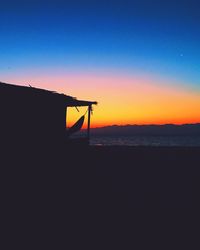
(0, 86, 66, 152)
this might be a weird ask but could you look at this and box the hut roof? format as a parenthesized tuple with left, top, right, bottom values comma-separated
(0, 81, 97, 107)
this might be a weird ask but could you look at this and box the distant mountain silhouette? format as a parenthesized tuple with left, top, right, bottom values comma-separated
(90, 124, 200, 136)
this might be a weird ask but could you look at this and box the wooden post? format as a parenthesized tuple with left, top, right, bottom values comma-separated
(65, 107, 67, 128)
(87, 105, 92, 142)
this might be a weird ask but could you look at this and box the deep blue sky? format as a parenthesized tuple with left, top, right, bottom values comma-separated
(1, 0, 200, 88)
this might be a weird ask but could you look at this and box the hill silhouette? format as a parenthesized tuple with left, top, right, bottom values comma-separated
(90, 123, 200, 136)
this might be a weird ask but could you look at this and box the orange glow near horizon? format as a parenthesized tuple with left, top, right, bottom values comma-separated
(3, 73, 200, 128)
(63, 75, 200, 128)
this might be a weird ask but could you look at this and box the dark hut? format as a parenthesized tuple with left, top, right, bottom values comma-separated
(0, 82, 97, 152)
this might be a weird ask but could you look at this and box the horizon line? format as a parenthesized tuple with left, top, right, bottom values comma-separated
(84, 122, 200, 129)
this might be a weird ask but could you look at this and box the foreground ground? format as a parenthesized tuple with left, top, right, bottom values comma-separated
(2, 145, 200, 248)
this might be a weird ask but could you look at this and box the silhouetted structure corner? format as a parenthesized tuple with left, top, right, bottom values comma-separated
(0, 81, 97, 154)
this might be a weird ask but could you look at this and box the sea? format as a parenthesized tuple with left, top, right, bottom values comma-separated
(90, 135, 200, 147)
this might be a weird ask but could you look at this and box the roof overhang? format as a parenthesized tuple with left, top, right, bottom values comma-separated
(0, 81, 97, 107)
(65, 99, 97, 107)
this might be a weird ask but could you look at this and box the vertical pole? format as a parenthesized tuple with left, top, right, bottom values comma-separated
(65, 107, 67, 129)
(87, 105, 91, 142)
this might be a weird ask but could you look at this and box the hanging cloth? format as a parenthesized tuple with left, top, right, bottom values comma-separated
(67, 115, 85, 136)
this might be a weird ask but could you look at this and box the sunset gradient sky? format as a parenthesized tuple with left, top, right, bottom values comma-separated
(1, 0, 200, 127)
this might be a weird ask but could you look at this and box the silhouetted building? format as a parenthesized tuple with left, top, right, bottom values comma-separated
(0, 82, 97, 152)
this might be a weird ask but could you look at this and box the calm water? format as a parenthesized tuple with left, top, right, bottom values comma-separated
(90, 135, 200, 147)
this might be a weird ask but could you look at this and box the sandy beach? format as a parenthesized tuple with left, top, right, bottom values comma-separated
(2, 145, 200, 248)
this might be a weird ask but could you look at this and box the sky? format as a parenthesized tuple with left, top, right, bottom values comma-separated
(1, 0, 200, 127)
